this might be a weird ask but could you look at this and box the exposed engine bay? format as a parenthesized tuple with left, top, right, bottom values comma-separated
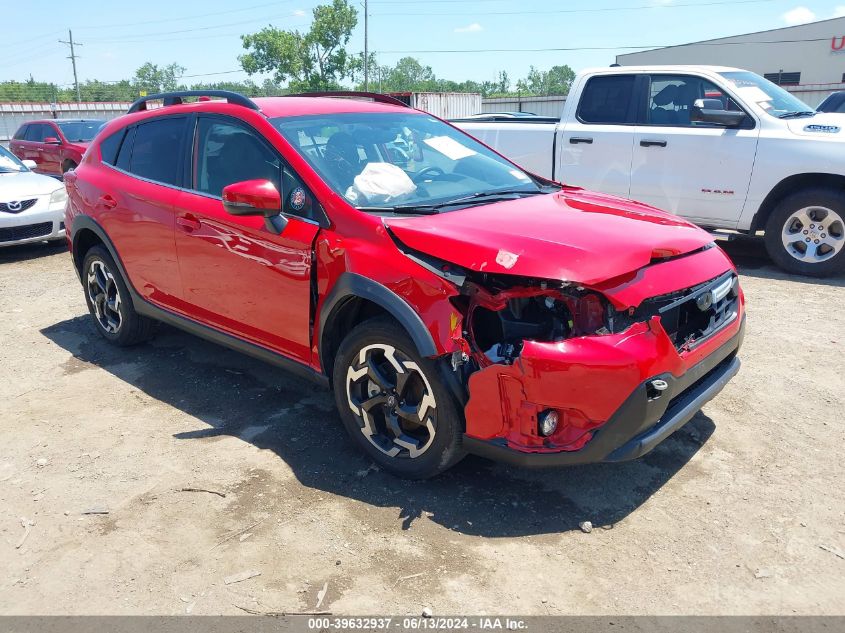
(450, 269, 739, 371)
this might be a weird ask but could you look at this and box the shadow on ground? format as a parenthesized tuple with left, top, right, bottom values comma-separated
(41, 313, 716, 537)
(0, 240, 67, 264)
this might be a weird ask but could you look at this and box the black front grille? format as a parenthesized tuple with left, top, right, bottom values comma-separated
(0, 199, 37, 214)
(0, 222, 53, 243)
(612, 272, 739, 351)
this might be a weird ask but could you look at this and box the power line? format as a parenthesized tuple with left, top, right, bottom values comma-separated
(376, 0, 775, 17)
(74, 0, 301, 30)
(377, 37, 838, 54)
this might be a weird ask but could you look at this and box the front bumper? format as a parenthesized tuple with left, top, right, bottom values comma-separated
(462, 314, 745, 467)
(0, 206, 66, 247)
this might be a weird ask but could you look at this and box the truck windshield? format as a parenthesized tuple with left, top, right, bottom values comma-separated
(272, 112, 552, 212)
(719, 71, 815, 118)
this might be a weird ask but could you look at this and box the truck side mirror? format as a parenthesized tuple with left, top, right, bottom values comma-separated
(691, 99, 747, 128)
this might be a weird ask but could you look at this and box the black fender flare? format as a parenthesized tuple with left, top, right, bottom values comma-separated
(319, 272, 439, 370)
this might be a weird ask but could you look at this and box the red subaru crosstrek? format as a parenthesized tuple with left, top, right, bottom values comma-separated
(64, 90, 744, 479)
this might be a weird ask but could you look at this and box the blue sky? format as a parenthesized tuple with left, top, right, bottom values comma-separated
(3, 0, 845, 87)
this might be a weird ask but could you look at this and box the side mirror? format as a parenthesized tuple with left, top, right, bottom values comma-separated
(21, 159, 37, 169)
(221, 179, 287, 234)
(691, 99, 747, 127)
(43, 136, 61, 144)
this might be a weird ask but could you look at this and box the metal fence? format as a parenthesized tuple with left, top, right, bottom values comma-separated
(481, 95, 567, 117)
(0, 102, 131, 144)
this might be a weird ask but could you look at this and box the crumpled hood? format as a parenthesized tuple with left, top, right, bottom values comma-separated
(0, 171, 64, 198)
(385, 187, 715, 286)
(786, 112, 845, 137)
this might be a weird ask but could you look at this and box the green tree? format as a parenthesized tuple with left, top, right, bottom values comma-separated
(385, 57, 437, 92)
(133, 62, 186, 94)
(516, 64, 575, 96)
(239, 0, 358, 91)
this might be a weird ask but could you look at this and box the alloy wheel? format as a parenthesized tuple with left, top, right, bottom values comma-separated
(87, 260, 122, 334)
(781, 206, 845, 263)
(345, 344, 437, 459)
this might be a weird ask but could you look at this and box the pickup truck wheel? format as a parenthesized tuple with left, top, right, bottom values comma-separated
(82, 246, 156, 346)
(62, 160, 77, 174)
(332, 316, 465, 479)
(765, 189, 845, 277)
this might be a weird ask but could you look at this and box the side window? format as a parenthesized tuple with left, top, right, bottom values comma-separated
(577, 75, 636, 124)
(25, 124, 47, 142)
(116, 127, 136, 171)
(193, 118, 281, 197)
(99, 129, 125, 165)
(647, 74, 744, 126)
(42, 124, 59, 141)
(13, 125, 28, 140)
(193, 117, 319, 221)
(128, 117, 187, 186)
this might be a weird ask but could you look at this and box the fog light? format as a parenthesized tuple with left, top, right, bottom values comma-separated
(538, 409, 559, 437)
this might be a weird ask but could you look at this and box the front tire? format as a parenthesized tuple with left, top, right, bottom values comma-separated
(332, 316, 465, 479)
(82, 245, 156, 346)
(764, 188, 845, 277)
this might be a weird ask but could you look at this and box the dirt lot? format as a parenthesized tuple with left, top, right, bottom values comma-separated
(0, 238, 843, 616)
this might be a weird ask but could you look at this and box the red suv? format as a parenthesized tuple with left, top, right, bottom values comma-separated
(11, 119, 105, 177)
(64, 90, 744, 479)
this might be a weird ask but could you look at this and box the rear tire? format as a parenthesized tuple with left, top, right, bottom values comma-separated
(332, 316, 465, 479)
(764, 188, 845, 277)
(82, 245, 156, 346)
(62, 160, 77, 174)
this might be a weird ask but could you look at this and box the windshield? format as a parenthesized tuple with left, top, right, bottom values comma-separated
(56, 120, 106, 142)
(719, 71, 814, 117)
(0, 145, 27, 173)
(272, 112, 553, 212)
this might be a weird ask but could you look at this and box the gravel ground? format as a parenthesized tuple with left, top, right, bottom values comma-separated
(0, 237, 843, 616)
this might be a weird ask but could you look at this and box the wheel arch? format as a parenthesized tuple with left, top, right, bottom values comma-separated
(319, 273, 438, 378)
(71, 216, 132, 290)
(752, 173, 845, 232)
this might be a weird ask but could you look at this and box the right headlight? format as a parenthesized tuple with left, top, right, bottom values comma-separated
(49, 187, 68, 206)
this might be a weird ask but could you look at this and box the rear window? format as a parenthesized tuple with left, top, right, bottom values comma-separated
(127, 117, 187, 186)
(577, 75, 637, 124)
(99, 129, 125, 165)
(13, 125, 28, 140)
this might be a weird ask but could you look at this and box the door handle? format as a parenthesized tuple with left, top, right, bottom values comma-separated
(640, 139, 667, 148)
(99, 194, 118, 209)
(570, 137, 593, 144)
(177, 215, 201, 232)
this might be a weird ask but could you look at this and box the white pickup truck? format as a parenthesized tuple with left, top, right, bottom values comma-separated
(454, 65, 845, 277)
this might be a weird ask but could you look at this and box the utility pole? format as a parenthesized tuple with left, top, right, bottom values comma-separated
(363, 0, 369, 91)
(59, 29, 82, 103)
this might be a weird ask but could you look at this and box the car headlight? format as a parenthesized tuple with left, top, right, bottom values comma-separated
(50, 187, 68, 206)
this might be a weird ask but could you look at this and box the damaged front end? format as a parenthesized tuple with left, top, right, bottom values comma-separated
(403, 246, 744, 464)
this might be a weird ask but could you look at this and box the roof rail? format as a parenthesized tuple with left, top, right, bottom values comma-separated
(285, 91, 411, 108)
(127, 90, 260, 114)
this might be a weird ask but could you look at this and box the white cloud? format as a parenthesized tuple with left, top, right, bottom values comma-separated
(782, 6, 816, 25)
(292, 9, 306, 17)
(454, 22, 483, 33)
(834, 5, 845, 17)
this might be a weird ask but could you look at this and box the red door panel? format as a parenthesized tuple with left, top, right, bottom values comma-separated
(174, 191, 319, 364)
(94, 170, 182, 306)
